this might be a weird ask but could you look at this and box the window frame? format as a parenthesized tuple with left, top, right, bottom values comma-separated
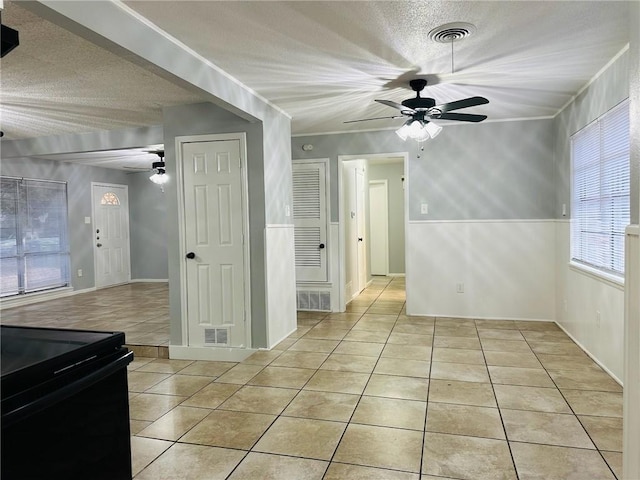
(0, 176, 71, 298)
(569, 99, 630, 284)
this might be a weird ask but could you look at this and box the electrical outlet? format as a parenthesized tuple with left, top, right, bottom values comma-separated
(596, 310, 601, 328)
(456, 283, 464, 293)
(77, 269, 83, 277)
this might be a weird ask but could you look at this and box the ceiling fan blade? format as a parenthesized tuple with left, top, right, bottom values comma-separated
(375, 99, 417, 114)
(344, 115, 405, 124)
(435, 96, 489, 113)
(436, 112, 487, 123)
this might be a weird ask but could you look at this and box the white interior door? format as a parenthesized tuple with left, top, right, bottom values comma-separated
(369, 181, 388, 275)
(92, 183, 130, 289)
(182, 139, 247, 348)
(356, 168, 367, 291)
(292, 160, 328, 282)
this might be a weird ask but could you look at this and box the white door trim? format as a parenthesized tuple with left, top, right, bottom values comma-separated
(175, 133, 252, 349)
(369, 179, 389, 276)
(337, 152, 409, 311)
(91, 182, 131, 289)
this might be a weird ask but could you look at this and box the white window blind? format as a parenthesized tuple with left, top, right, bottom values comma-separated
(0, 177, 70, 297)
(570, 99, 630, 278)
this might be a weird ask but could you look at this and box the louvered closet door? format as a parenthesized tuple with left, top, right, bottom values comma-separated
(292, 161, 328, 282)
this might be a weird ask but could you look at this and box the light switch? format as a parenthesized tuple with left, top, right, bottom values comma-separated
(421, 203, 429, 215)
(84, 217, 91, 224)
(285, 204, 291, 217)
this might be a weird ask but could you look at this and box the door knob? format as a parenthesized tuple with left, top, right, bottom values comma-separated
(319, 243, 325, 249)
(186, 252, 196, 259)
(96, 243, 102, 248)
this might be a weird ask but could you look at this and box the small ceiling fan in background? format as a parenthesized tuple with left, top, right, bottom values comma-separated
(124, 150, 168, 189)
(345, 79, 489, 141)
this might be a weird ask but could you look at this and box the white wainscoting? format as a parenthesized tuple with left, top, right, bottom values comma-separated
(406, 220, 556, 321)
(555, 221, 625, 381)
(265, 224, 297, 348)
(624, 225, 640, 479)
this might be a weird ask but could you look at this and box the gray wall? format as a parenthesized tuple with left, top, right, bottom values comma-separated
(162, 102, 268, 347)
(293, 118, 555, 222)
(553, 50, 630, 218)
(368, 163, 405, 274)
(0, 156, 130, 290)
(128, 171, 169, 280)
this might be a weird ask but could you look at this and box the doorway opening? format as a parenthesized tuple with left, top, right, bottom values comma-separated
(338, 152, 408, 311)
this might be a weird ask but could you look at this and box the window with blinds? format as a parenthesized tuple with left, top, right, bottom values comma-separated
(570, 99, 630, 278)
(0, 177, 71, 297)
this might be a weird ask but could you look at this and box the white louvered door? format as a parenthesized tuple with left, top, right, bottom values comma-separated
(292, 160, 328, 282)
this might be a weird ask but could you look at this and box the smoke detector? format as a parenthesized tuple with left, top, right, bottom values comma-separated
(428, 22, 476, 43)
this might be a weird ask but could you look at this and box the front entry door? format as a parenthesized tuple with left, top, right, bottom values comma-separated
(182, 139, 247, 348)
(92, 183, 130, 289)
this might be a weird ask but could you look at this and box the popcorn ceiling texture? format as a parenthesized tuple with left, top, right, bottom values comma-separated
(0, 1, 630, 139)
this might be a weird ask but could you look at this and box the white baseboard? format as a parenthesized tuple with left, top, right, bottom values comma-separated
(269, 327, 298, 349)
(407, 313, 554, 322)
(388, 273, 406, 277)
(555, 321, 623, 386)
(0, 286, 95, 310)
(169, 345, 256, 362)
(130, 279, 169, 283)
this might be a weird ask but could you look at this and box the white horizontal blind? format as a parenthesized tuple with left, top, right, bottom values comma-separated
(0, 177, 70, 297)
(571, 99, 630, 277)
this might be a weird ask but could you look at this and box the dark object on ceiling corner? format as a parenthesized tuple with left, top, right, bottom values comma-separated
(1, 23, 20, 58)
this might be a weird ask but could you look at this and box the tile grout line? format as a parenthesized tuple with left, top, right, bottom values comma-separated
(522, 333, 621, 480)
(419, 312, 437, 478)
(321, 277, 405, 478)
(477, 322, 521, 480)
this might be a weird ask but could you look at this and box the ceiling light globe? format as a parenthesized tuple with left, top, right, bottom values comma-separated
(149, 172, 169, 185)
(395, 123, 411, 141)
(424, 121, 443, 139)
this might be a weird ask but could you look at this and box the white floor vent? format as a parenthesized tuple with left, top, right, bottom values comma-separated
(297, 290, 331, 311)
(204, 328, 229, 345)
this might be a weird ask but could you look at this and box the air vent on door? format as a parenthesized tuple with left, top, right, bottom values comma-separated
(204, 328, 229, 345)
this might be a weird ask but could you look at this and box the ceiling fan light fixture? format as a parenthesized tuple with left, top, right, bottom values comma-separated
(424, 121, 443, 139)
(149, 151, 169, 185)
(395, 120, 413, 141)
(149, 170, 169, 185)
(396, 119, 442, 142)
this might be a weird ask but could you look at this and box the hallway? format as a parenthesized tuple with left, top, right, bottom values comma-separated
(127, 276, 622, 479)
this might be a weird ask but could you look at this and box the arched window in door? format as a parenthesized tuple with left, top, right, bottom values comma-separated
(100, 192, 120, 206)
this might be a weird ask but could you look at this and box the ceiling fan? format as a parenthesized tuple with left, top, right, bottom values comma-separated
(346, 79, 489, 141)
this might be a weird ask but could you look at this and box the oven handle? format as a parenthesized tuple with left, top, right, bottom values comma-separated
(1, 350, 133, 428)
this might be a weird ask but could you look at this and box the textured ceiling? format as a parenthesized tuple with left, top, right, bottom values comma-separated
(0, 2, 204, 140)
(126, 1, 630, 135)
(0, 1, 631, 167)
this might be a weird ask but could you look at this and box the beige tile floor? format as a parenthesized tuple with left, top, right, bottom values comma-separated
(0, 282, 170, 349)
(125, 277, 623, 480)
(0, 278, 624, 478)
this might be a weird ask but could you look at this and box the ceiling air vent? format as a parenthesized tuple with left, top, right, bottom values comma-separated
(428, 22, 476, 43)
